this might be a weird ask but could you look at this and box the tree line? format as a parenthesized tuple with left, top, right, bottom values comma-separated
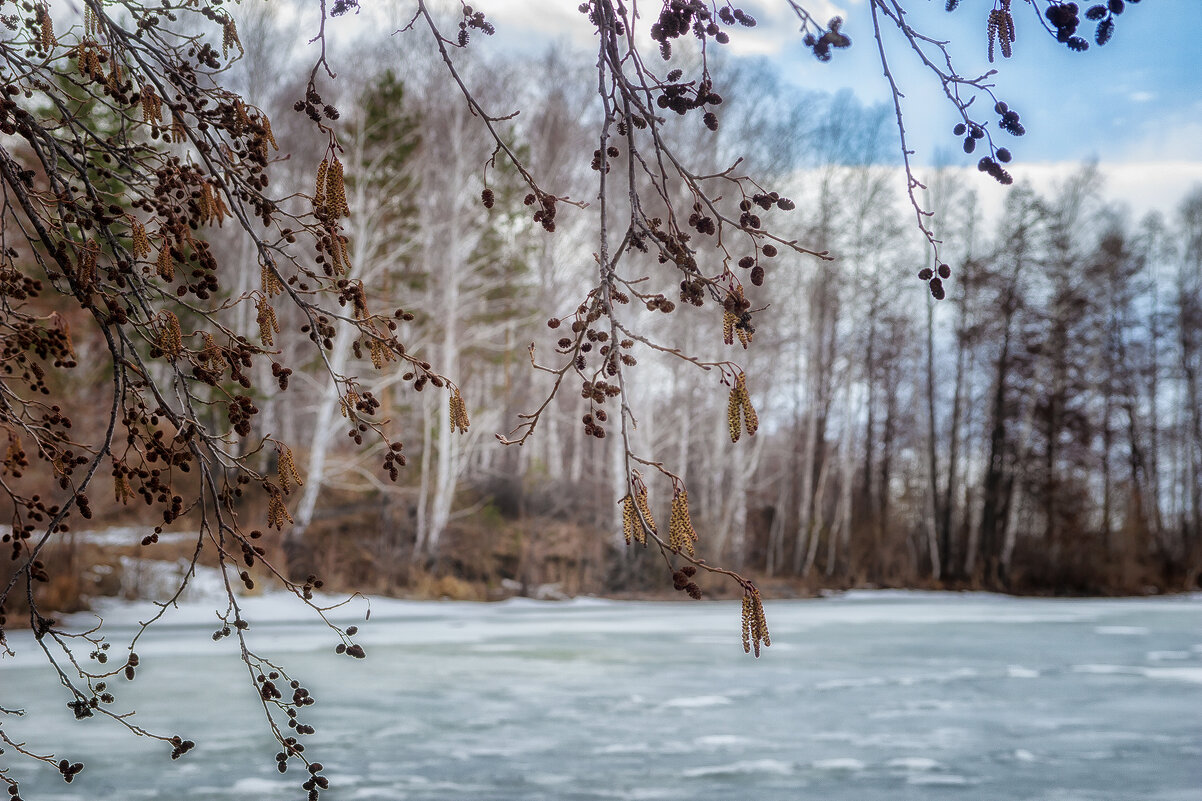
(15, 13, 1192, 599)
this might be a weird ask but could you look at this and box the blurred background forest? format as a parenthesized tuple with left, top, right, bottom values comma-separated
(8, 3, 1202, 613)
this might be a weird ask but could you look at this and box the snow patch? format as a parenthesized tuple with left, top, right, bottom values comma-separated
(1142, 667, 1202, 684)
(229, 777, 293, 794)
(812, 758, 866, 771)
(683, 759, 793, 778)
(906, 774, 977, 786)
(1007, 665, 1040, 678)
(887, 757, 941, 771)
(660, 695, 732, 709)
(693, 734, 747, 748)
(1095, 626, 1149, 636)
(1073, 664, 1202, 684)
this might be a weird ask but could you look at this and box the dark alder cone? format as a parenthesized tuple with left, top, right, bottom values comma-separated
(762, 244, 777, 257)
(918, 267, 934, 280)
(481, 188, 494, 208)
(929, 277, 946, 300)
(750, 265, 765, 286)
(938, 263, 951, 279)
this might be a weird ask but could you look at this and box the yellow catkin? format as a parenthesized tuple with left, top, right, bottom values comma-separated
(325, 157, 349, 218)
(736, 324, 753, 349)
(368, 339, 392, 369)
(198, 183, 212, 222)
(313, 158, 329, 211)
(77, 240, 98, 290)
(261, 113, 279, 151)
(156, 243, 174, 281)
(449, 389, 470, 434)
(106, 59, 121, 93)
(36, 3, 55, 51)
(277, 446, 303, 494)
(84, 5, 101, 38)
(267, 487, 293, 530)
(114, 472, 134, 505)
(156, 310, 183, 359)
(48, 311, 74, 356)
(722, 310, 736, 346)
(232, 99, 250, 135)
(668, 488, 697, 556)
(130, 218, 150, 259)
(739, 374, 758, 437)
(740, 586, 771, 657)
(210, 188, 228, 226)
(728, 373, 757, 442)
(341, 390, 359, 418)
(329, 232, 350, 275)
(197, 183, 227, 226)
(634, 486, 656, 540)
(727, 382, 743, 443)
(199, 331, 222, 371)
(3, 434, 22, 469)
(255, 296, 279, 347)
(260, 262, 283, 296)
(222, 16, 244, 59)
(741, 594, 752, 653)
(140, 84, 162, 125)
(619, 493, 638, 546)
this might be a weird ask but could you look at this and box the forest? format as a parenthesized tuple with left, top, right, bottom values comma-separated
(2, 3, 1197, 615)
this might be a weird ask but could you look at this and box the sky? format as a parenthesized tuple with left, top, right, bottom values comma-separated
(455, 0, 1202, 220)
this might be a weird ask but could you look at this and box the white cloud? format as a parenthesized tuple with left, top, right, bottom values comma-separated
(949, 161, 1202, 224)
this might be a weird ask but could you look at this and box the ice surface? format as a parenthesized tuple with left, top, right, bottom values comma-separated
(2, 592, 1200, 801)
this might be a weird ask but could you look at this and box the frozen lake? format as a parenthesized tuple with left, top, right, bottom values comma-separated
(2, 591, 1200, 800)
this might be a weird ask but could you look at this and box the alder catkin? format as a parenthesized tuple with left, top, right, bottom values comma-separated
(449, 388, 470, 433)
(277, 446, 303, 494)
(620, 493, 638, 545)
(156, 243, 174, 281)
(727, 381, 743, 443)
(634, 486, 656, 540)
(668, 488, 697, 556)
(314, 158, 329, 211)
